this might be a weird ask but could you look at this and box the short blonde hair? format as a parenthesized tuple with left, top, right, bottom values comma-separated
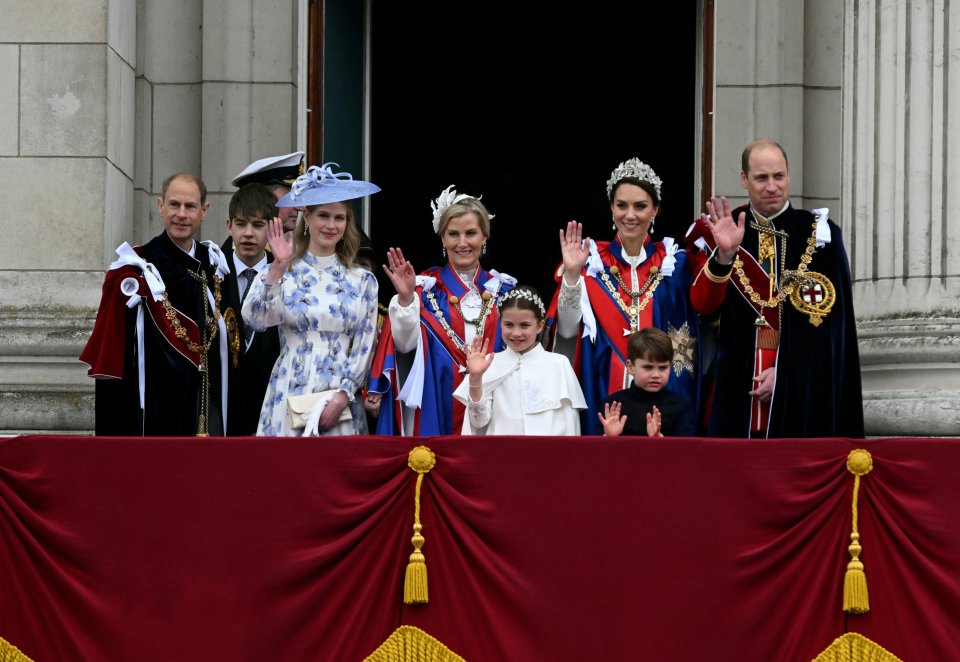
(437, 197, 491, 239)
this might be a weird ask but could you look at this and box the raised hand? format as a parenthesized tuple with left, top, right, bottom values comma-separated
(645, 405, 663, 437)
(383, 247, 417, 306)
(702, 196, 745, 264)
(466, 336, 494, 378)
(598, 401, 627, 437)
(559, 221, 592, 286)
(265, 217, 294, 285)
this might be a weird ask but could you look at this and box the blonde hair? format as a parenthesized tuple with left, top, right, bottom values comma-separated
(437, 197, 491, 239)
(292, 202, 361, 268)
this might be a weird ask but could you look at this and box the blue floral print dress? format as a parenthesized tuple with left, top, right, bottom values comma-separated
(242, 252, 379, 436)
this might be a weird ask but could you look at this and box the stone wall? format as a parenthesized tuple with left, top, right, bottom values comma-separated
(714, 0, 843, 212)
(0, 0, 301, 433)
(842, 0, 960, 435)
(1, 0, 955, 436)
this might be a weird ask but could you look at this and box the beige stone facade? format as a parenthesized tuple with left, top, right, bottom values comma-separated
(0, 0, 956, 435)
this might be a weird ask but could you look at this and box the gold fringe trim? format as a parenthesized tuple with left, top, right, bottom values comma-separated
(0, 636, 34, 662)
(844, 450, 873, 614)
(405, 446, 436, 605)
(363, 625, 466, 662)
(812, 632, 903, 662)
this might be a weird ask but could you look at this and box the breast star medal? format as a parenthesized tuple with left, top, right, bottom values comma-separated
(788, 271, 836, 326)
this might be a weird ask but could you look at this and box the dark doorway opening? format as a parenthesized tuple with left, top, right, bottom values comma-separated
(369, 3, 699, 302)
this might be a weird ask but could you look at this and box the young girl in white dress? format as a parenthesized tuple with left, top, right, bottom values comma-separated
(453, 286, 586, 435)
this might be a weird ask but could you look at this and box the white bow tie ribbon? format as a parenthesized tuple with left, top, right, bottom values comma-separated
(659, 237, 679, 277)
(109, 242, 166, 303)
(202, 240, 231, 280)
(812, 208, 832, 247)
(415, 275, 437, 292)
(484, 269, 517, 296)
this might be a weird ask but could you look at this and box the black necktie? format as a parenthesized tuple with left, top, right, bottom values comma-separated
(240, 268, 257, 303)
(241, 268, 257, 346)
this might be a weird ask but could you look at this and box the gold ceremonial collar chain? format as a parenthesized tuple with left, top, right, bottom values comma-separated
(161, 268, 223, 437)
(424, 289, 496, 354)
(732, 215, 819, 324)
(599, 263, 664, 332)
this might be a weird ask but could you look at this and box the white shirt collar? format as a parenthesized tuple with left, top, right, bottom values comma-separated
(751, 199, 790, 224)
(620, 244, 648, 265)
(232, 252, 268, 275)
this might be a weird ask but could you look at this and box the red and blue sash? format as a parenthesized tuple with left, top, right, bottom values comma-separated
(368, 264, 514, 436)
(547, 237, 700, 435)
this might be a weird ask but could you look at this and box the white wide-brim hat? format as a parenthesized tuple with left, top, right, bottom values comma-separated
(276, 163, 381, 207)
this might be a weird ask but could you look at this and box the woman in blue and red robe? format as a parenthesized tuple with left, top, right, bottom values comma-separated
(547, 159, 701, 435)
(367, 187, 516, 435)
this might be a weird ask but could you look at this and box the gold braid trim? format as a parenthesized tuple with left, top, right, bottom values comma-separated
(844, 449, 873, 614)
(404, 446, 436, 605)
(363, 626, 466, 662)
(703, 258, 732, 284)
(0, 636, 34, 662)
(812, 632, 903, 662)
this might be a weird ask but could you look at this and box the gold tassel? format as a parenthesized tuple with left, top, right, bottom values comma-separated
(843, 449, 873, 614)
(363, 625, 466, 662)
(812, 632, 903, 662)
(404, 446, 436, 605)
(0, 636, 34, 662)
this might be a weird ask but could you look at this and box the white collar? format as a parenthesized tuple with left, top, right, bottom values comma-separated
(232, 252, 267, 274)
(307, 251, 339, 268)
(751, 200, 790, 223)
(620, 243, 648, 266)
(456, 265, 480, 285)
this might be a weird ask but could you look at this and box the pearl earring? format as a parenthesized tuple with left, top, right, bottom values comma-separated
(442, 246, 447, 259)
(482, 242, 487, 256)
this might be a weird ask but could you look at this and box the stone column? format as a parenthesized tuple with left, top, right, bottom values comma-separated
(0, 0, 301, 434)
(0, 0, 136, 432)
(199, 0, 301, 235)
(135, 0, 301, 245)
(842, 0, 960, 435)
(713, 0, 844, 212)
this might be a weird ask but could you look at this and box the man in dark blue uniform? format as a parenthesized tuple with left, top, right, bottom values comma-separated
(687, 140, 864, 438)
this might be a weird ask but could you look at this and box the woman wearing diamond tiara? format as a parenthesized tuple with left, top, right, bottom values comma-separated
(242, 164, 381, 436)
(547, 159, 701, 435)
(453, 286, 586, 435)
(367, 185, 517, 436)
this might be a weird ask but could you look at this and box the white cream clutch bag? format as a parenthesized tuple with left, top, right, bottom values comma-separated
(286, 389, 352, 434)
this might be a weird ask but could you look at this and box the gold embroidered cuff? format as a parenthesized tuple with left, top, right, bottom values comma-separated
(703, 257, 733, 284)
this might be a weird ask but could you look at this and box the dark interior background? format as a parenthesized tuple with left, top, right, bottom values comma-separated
(368, 3, 698, 303)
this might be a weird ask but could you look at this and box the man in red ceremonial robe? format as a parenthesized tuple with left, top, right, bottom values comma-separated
(687, 140, 864, 438)
(81, 173, 230, 436)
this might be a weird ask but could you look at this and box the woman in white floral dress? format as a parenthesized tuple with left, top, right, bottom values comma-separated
(242, 164, 380, 436)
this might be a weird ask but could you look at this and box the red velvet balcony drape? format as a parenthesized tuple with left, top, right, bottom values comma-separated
(1, 436, 958, 661)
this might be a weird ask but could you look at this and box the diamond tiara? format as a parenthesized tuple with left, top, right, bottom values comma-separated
(498, 288, 545, 317)
(606, 158, 663, 200)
